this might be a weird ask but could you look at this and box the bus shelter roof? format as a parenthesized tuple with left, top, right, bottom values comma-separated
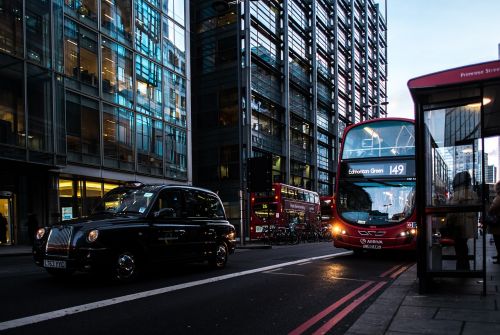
(407, 59, 500, 91)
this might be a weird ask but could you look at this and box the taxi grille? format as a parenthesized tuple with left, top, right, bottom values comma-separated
(45, 226, 73, 257)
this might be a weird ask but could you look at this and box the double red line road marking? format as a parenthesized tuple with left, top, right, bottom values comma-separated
(289, 263, 412, 335)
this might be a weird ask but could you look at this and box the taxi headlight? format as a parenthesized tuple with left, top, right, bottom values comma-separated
(87, 229, 99, 243)
(35, 228, 46, 240)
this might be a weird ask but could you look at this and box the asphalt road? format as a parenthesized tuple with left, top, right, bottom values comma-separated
(0, 242, 415, 334)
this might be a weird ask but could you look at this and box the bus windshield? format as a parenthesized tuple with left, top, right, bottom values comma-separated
(342, 121, 415, 159)
(338, 180, 415, 225)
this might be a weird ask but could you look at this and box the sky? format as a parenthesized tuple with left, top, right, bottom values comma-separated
(384, 0, 500, 175)
(385, 0, 500, 119)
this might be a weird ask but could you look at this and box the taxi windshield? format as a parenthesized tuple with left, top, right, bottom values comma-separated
(93, 187, 157, 215)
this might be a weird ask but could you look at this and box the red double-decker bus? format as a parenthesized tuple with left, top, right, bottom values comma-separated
(333, 118, 417, 251)
(249, 183, 321, 240)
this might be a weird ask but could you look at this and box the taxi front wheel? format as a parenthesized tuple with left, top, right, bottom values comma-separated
(112, 251, 140, 282)
(209, 242, 228, 269)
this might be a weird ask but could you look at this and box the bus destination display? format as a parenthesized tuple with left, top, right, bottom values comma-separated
(342, 161, 414, 178)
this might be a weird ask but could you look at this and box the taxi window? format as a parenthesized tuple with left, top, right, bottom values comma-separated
(184, 190, 225, 219)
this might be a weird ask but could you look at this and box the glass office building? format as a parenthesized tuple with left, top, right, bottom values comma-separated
(0, 0, 189, 245)
(191, 0, 387, 233)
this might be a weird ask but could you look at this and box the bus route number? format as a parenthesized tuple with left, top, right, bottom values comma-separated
(389, 164, 405, 175)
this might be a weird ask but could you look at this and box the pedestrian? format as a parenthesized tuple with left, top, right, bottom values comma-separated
(446, 171, 478, 270)
(488, 181, 500, 264)
(0, 213, 7, 244)
(27, 213, 39, 246)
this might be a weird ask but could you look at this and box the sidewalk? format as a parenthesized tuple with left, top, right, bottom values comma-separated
(346, 236, 500, 335)
(0, 244, 32, 257)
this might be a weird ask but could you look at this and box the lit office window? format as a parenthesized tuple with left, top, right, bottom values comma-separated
(101, 38, 133, 108)
(136, 55, 162, 118)
(0, 59, 24, 148)
(64, 20, 98, 88)
(103, 104, 134, 171)
(0, 0, 23, 57)
(64, 0, 97, 28)
(101, 0, 132, 45)
(135, 0, 161, 61)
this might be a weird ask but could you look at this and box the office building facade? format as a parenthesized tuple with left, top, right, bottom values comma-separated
(0, 0, 189, 245)
(191, 0, 387, 233)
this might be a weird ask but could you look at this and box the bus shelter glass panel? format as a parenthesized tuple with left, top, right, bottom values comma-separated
(423, 101, 484, 272)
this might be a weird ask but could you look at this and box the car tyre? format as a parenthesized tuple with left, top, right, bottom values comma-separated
(209, 242, 228, 269)
(112, 251, 140, 282)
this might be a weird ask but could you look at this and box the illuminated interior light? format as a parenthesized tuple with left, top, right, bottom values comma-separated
(363, 126, 380, 138)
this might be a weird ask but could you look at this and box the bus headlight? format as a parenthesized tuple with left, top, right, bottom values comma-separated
(35, 228, 46, 240)
(87, 229, 99, 243)
(332, 225, 346, 235)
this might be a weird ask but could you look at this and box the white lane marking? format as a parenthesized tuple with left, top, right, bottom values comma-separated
(265, 272, 306, 277)
(0, 251, 352, 331)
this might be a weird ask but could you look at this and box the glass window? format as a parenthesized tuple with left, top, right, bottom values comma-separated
(338, 180, 416, 225)
(162, 17, 186, 74)
(342, 120, 415, 159)
(59, 179, 80, 220)
(54, 0, 64, 73)
(64, 20, 98, 88)
(152, 189, 183, 217)
(164, 70, 186, 126)
(163, 0, 185, 26)
(218, 88, 237, 127)
(0, 0, 23, 57)
(64, 0, 97, 28)
(219, 145, 239, 181)
(183, 190, 224, 219)
(101, 38, 134, 108)
(27, 65, 53, 153)
(101, 0, 132, 45)
(423, 103, 482, 207)
(165, 125, 187, 180)
(103, 104, 134, 171)
(26, 0, 51, 68)
(135, 0, 161, 61)
(136, 55, 162, 118)
(0, 58, 24, 148)
(66, 92, 100, 164)
(137, 114, 163, 175)
(85, 181, 103, 214)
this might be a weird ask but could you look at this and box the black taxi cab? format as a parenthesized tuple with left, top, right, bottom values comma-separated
(33, 183, 236, 282)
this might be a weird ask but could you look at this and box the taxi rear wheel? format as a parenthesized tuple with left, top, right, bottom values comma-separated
(112, 251, 140, 282)
(209, 242, 228, 269)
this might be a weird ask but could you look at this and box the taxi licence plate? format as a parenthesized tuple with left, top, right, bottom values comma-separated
(44, 259, 67, 269)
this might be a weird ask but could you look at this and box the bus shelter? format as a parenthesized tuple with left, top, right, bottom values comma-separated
(408, 60, 500, 293)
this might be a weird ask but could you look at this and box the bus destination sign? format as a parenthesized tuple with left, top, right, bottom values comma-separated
(342, 161, 414, 178)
